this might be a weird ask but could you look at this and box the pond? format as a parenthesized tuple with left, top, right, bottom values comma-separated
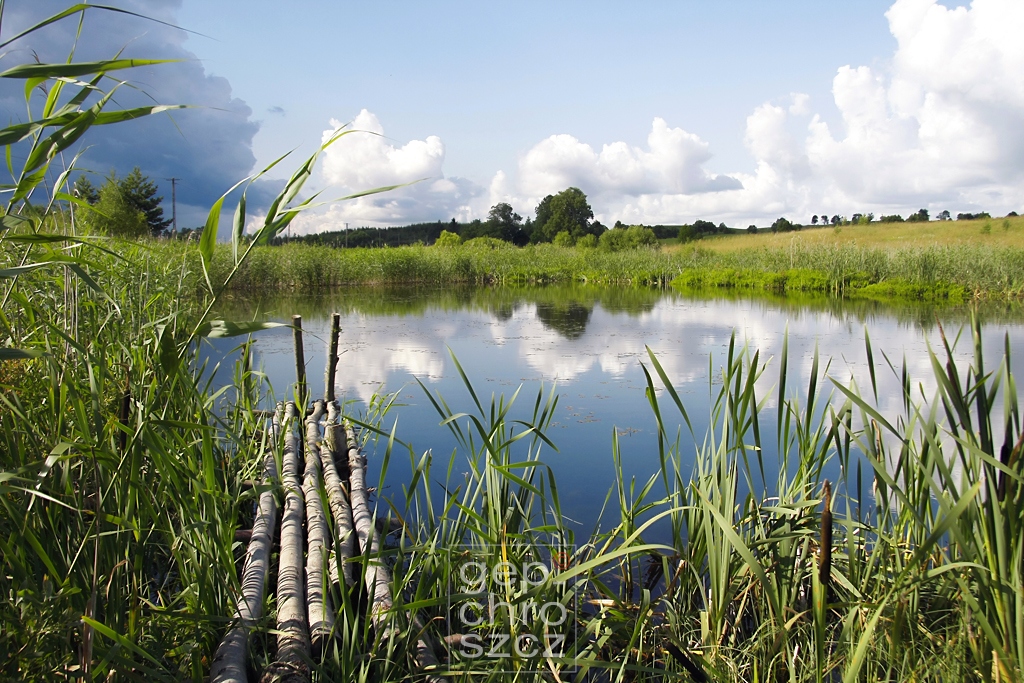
(210, 285, 1024, 537)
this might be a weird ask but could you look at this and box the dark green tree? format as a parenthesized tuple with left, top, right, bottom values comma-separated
(486, 202, 525, 243)
(119, 167, 171, 235)
(534, 187, 595, 242)
(692, 219, 718, 235)
(531, 195, 555, 242)
(772, 217, 795, 232)
(678, 224, 697, 242)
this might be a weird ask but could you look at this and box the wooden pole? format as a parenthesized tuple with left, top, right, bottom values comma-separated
(292, 315, 307, 409)
(325, 313, 340, 402)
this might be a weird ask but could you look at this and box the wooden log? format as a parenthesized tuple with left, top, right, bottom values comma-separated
(261, 402, 310, 683)
(321, 403, 356, 587)
(292, 315, 307, 409)
(345, 423, 447, 682)
(302, 400, 334, 651)
(325, 313, 340, 402)
(210, 413, 281, 683)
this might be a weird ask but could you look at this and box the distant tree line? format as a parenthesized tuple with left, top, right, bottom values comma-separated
(801, 208, 1015, 226)
(280, 187, 668, 250)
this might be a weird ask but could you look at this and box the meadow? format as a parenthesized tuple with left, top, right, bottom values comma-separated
(1, 6, 1023, 681)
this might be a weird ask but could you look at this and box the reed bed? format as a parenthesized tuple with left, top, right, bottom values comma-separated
(212, 321, 1020, 682)
(188, 238, 1024, 301)
(672, 242, 1024, 300)
(202, 241, 682, 291)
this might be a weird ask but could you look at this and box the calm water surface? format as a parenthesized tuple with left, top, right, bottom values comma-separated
(211, 285, 1024, 535)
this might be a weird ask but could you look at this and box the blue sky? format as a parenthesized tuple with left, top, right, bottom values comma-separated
(3, 0, 1020, 233)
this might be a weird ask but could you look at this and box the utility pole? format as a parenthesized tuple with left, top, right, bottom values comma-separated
(168, 177, 179, 233)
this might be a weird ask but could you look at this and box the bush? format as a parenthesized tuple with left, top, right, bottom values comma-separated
(553, 230, 575, 247)
(576, 233, 597, 249)
(434, 229, 462, 247)
(599, 225, 656, 252)
(80, 180, 148, 237)
(462, 236, 512, 250)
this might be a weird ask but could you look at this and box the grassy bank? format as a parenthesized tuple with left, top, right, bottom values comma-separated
(186, 218, 1024, 302)
(203, 240, 683, 290)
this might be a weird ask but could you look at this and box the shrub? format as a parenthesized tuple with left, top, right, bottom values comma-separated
(80, 179, 148, 237)
(552, 230, 575, 247)
(462, 236, 511, 250)
(678, 224, 698, 242)
(434, 229, 462, 247)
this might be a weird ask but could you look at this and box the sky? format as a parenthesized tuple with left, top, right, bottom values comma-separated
(2, 0, 1022, 235)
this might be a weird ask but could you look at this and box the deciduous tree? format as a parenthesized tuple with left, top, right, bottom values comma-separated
(533, 187, 596, 242)
(486, 202, 525, 243)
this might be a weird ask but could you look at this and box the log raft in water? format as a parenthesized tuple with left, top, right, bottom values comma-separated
(211, 336, 447, 681)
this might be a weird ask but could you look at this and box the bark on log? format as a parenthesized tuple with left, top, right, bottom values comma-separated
(209, 417, 281, 683)
(321, 403, 356, 587)
(261, 402, 310, 683)
(302, 401, 334, 651)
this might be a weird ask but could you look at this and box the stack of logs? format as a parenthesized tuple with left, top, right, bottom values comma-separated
(208, 314, 446, 683)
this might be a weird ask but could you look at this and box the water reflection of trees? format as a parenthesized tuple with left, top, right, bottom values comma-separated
(215, 284, 664, 328)
(534, 301, 592, 339)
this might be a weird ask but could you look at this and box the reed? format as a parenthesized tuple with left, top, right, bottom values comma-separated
(191, 237, 1024, 302)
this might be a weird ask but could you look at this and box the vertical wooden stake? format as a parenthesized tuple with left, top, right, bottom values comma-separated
(326, 312, 341, 402)
(292, 315, 307, 409)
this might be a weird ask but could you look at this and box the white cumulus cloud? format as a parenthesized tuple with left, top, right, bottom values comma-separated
(280, 109, 483, 233)
(496, 117, 741, 225)
(495, 0, 1024, 228)
(760, 0, 1024, 220)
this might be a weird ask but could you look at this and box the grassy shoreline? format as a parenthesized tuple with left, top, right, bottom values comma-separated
(185, 231, 1024, 304)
